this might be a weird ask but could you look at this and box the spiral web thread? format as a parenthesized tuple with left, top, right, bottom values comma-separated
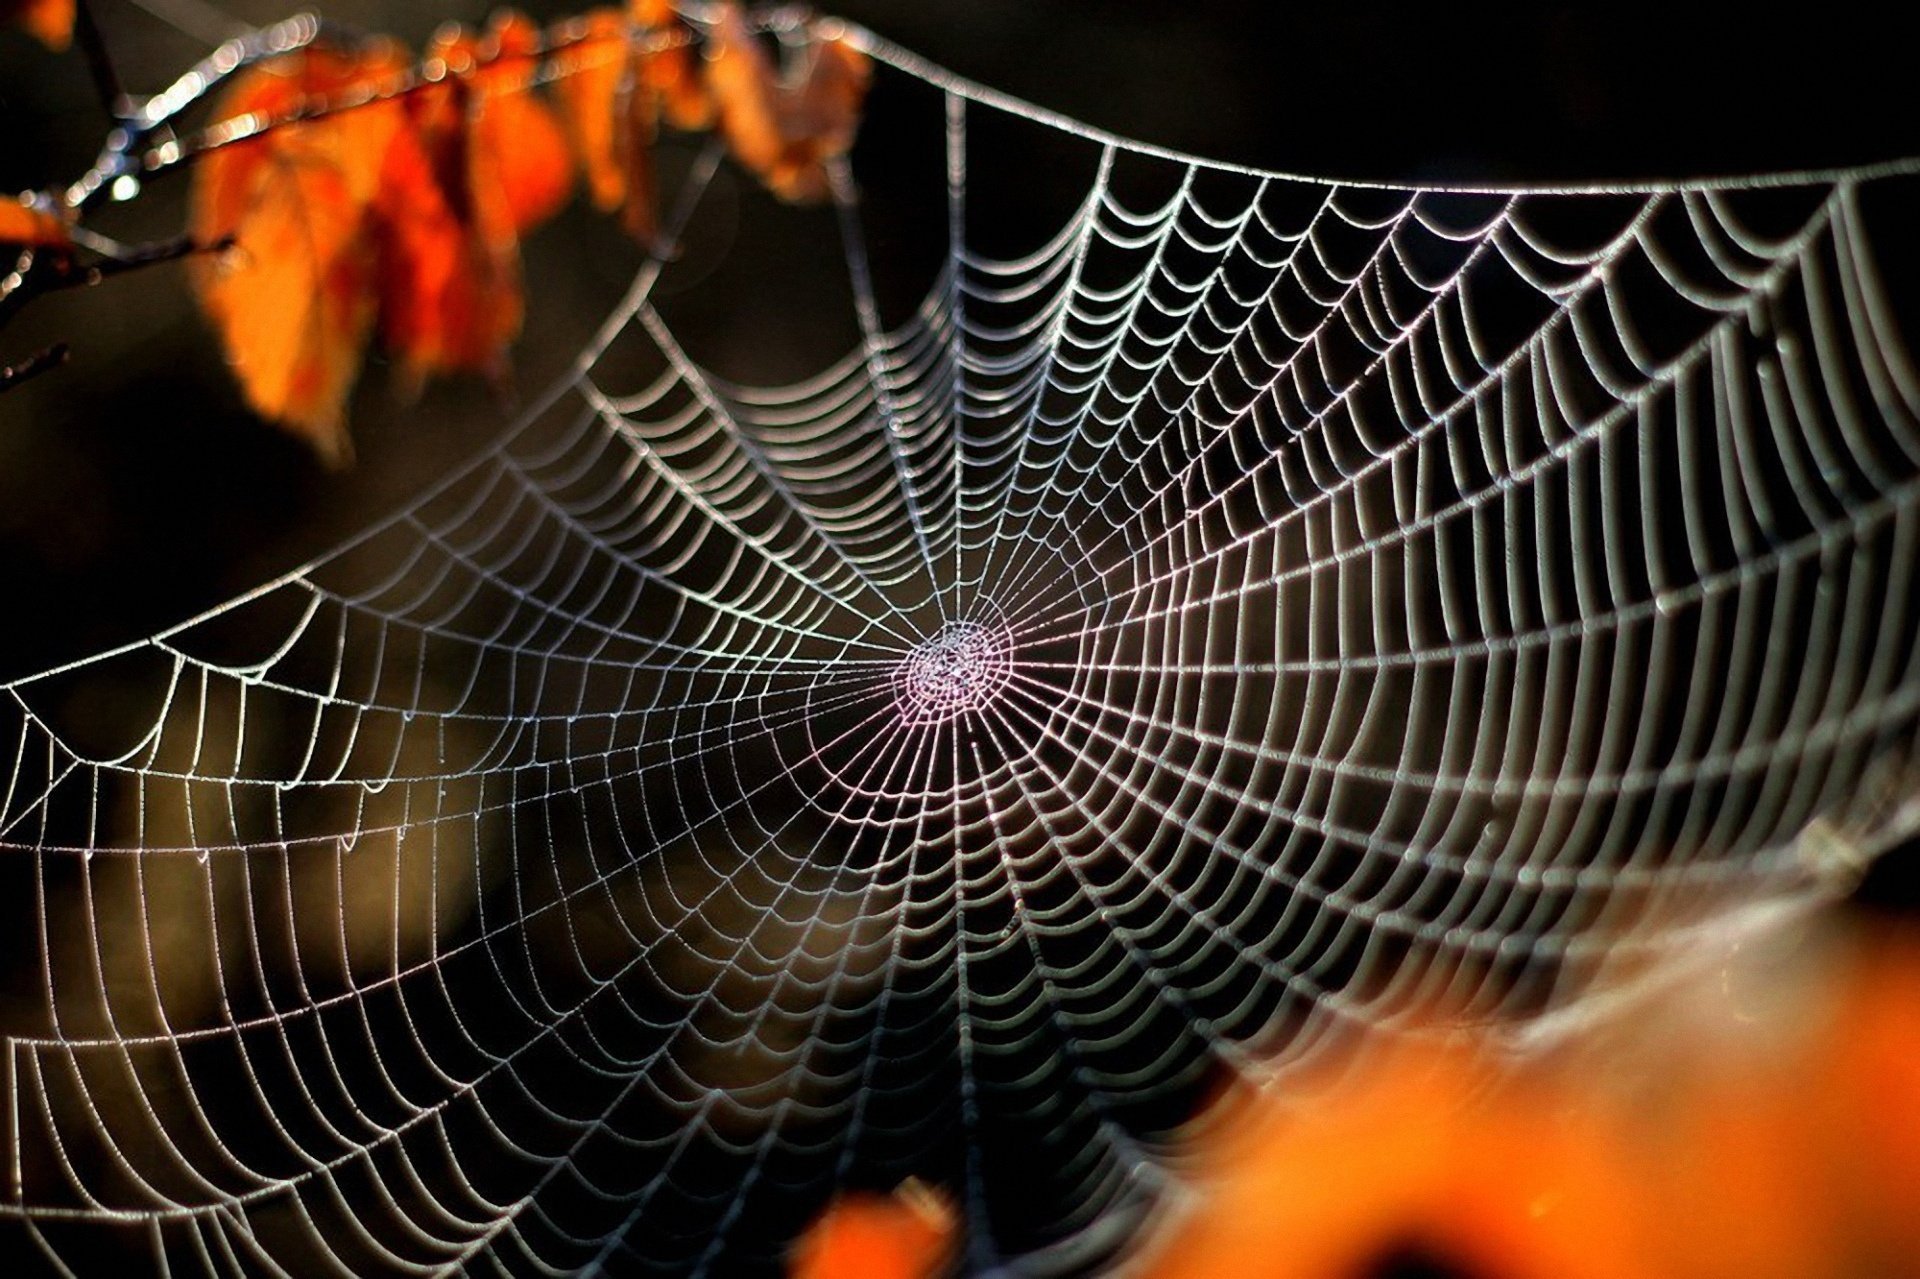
(4, 19, 1920, 1275)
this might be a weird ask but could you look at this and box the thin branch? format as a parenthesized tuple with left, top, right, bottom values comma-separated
(0, 233, 226, 337)
(0, 343, 71, 394)
(71, 0, 129, 120)
(66, 14, 330, 212)
(66, 14, 708, 207)
(75, 231, 225, 278)
(0, 248, 53, 329)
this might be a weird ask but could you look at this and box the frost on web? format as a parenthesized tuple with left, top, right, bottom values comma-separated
(4, 16, 1920, 1276)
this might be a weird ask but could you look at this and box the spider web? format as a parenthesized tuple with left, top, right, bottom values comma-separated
(5, 16, 1920, 1276)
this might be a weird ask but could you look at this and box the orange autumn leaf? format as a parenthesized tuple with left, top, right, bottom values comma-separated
(0, 196, 70, 247)
(706, 3, 870, 204)
(556, 3, 710, 244)
(553, 7, 659, 242)
(702, 8, 781, 179)
(616, 0, 714, 242)
(191, 45, 410, 464)
(474, 11, 575, 233)
(554, 10, 631, 214)
(790, 1182, 956, 1279)
(377, 13, 572, 386)
(632, 0, 712, 131)
(372, 85, 485, 387)
(780, 36, 870, 180)
(0, 0, 74, 50)
(615, 80, 662, 247)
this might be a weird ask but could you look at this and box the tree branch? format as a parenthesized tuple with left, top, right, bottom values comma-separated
(0, 343, 70, 394)
(71, 0, 128, 120)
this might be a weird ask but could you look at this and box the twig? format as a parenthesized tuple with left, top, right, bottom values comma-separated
(0, 344, 71, 394)
(71, 0, 129, 120)
(0, 233, 225, 336)
(0, 248, 52, 329)
(66, 14, 330, 213)
(74, 232, 225, 281)
(65, 14, 708, 208)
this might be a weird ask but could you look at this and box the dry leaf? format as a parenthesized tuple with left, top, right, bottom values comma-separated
(705, 4, 870, 204)
(553, 7, 659, 243)
(0, 0, 73, 50)
(780, 36, 869, 185)
(703, 7, 785, 182)
(0, 196, 70, 247)
(790, 1182, 956, 1279)
(556, 2, 710, 245)
(372, 84, 486, 388)
(191, 45, 409, 464)
(475, 11, 575, 233)
(632, 0, 712, 130)
(555, 10, 631, 213)
(376, 12, 573, 387)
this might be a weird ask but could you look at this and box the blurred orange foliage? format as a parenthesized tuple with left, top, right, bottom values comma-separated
(554, 11, 637, 217)
(633, 0, 713, 132)
(0, 0, 72, 50)
(556, 1, 715, 244)
(790, 1181, 957, 1279)
(1140, 922, 1920, 1279)
(706, 4, 870, 202)
(787, 922, 1920, 1279)
(372, 13, 572, 391)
